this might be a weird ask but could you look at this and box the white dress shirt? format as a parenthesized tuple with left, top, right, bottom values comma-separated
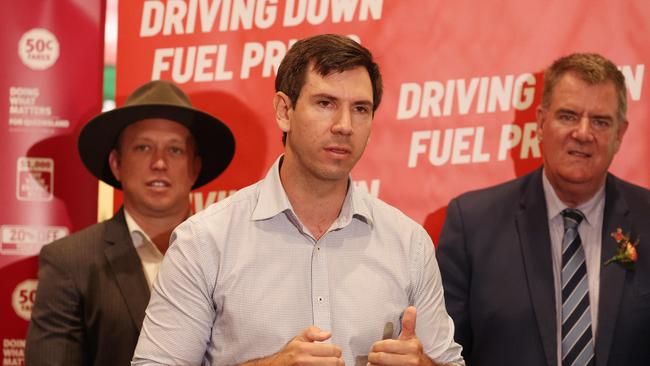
(132, 156, 464, 366)
(542, 171, 603, 366)
(125, 210, 164, 290)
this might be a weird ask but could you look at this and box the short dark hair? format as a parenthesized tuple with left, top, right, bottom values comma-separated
(541, 53, 627, 121)
(275, 34, 383, 144)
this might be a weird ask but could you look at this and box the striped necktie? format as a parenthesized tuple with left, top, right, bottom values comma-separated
(561, 209, 594, 366)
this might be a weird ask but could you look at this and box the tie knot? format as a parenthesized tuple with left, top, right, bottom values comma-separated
(561, 208, 584, 230)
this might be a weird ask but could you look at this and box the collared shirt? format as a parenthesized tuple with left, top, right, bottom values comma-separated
(124, 210, 164, 290)
(132, 157, 464, 366)
(542, 171, 604, 366)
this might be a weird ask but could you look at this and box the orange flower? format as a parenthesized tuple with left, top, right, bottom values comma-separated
(605, 228, 639, 270)
(613, 228, 623, 242)
(626, 243, 638, 262)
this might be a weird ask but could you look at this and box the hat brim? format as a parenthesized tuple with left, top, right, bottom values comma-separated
(78, 103, 235, 189)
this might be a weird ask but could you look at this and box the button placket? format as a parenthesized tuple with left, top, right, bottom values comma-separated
(311, 238, 331, 335)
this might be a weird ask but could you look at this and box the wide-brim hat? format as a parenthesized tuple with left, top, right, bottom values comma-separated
(78, 80, 235, 189)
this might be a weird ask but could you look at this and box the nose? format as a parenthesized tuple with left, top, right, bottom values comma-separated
(331, 108, 353, 135)
(150, 149, 168, 170)
(572, 116, 594, 142)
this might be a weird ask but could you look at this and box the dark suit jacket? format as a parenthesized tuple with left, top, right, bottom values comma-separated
(436, 169, 650, 366)
(25, 209, 150, 366)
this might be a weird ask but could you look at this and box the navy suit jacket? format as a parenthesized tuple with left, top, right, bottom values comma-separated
(436, 169, 650, 366)
(26, 209, 150, 366)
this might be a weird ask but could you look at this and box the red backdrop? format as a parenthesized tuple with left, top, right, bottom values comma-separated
(115, 0, 650, 243)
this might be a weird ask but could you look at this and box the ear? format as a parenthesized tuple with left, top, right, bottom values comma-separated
(273, 91, 292, 133)
(108, 149, 121, 182)
(535, 106, 546, 141)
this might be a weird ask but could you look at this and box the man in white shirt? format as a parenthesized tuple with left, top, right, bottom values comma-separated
(25, 80, 235, 366)
(133, 34, 465, 366)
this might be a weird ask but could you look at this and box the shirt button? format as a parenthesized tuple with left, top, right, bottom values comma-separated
(317, 296, 323, 302)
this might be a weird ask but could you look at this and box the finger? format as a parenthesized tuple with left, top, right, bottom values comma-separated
(297, 342, 343, 358)
(399, 306, 417, 340)
(368, 350, 419, 366)
(297, 326, 332, 342)
(371, 339, 421, 355)
(280, 351, 343, 366)
(299, 355, 345, 366)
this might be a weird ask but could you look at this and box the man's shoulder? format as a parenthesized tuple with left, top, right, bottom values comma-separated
(187, 180, 262, 224)
(454, 170, 537, 205)
(39, 217, 120, 260)
(356, 190, 424, 232)
(610, 174, 650, 196)
(609, 174, 650, 208)
(355, 192, 434, 261)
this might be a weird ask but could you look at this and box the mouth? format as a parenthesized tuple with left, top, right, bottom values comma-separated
(146, 179, 171, 188)
(324, 145, 352, 156)
(568, 150, 592, 158)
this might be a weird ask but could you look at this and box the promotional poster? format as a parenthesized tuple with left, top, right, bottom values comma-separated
(115, 0, 649, 240)
(0, 1, 104, 363)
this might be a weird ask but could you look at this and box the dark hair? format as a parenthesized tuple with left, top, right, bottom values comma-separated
(541, 53, 627, 121)
(275, 34, 383, 144)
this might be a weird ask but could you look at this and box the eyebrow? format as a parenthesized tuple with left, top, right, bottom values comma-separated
(310, 93, 373, 107)
(555, 108, 579, 116)
(588, 113, 614, 121)
(555, 108, 614, 120)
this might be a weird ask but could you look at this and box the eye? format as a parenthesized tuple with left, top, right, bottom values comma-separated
(354, 105, 371, 114)
(317, 99, 333, 108)
(592, 118, 611, 129)
(591, 117, 612, 131)
(557, 113, 577, 122)
(134, 144, 150, 152)
(169, 146, 184, 155)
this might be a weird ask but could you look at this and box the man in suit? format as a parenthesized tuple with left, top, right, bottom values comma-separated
(25, 80, 235, 366)
(437, 52, 650, 366)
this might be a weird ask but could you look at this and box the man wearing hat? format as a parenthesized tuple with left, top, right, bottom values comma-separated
(25, 80, 235, 366)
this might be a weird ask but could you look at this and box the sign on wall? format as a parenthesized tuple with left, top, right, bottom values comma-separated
(0, 1, 104, 363)
(115, 0, 648, 242)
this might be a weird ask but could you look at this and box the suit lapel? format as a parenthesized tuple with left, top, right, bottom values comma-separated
(595, 175, 629, 366)
(103, 209, 151, 331)
(515, 170, 557, 366)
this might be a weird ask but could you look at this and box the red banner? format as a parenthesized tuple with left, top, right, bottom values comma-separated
(0, 0, 104, 363)
(115, 0, 649, 242)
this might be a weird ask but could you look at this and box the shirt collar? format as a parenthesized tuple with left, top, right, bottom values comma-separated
(542, 169, 605, 227)
(348, 180, 373, 227)
(124, 209, 162, 255)
(251, 156, 294, 221)
(251, 155, 373, 228)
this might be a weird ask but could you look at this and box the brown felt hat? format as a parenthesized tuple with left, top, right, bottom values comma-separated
(78, 80, 235, 189)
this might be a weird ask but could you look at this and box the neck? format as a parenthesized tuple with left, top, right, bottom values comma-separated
(279, 161, 349, 241)
(124, 205, 189, 254)
(545, 172, 604, 209)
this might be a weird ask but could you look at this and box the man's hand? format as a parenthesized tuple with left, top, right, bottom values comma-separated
(368, 307, 435, 366)
(244, 326, 344, 366)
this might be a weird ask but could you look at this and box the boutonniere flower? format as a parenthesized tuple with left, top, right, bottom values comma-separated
(604, 228, 639, 270)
